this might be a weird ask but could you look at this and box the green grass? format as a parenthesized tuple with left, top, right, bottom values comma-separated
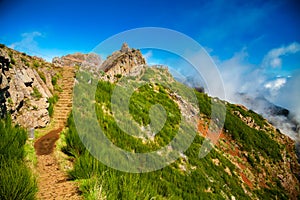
(0, 117, 37, 200)
(65, 77, 249, 199)
(47, 94, 59, 117)
(33, 61, 40, 68)
(0, 159, 37, 200)
(31, 86, 42, 99)
(195, 91, 282, 162)
(224, 103, 282, 162)
(37, 70, 46, 83)
(24, 140, 38, 167)
(63, 69, 288, 199)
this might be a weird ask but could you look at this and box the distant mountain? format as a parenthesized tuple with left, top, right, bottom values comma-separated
(236, 93, 300, 141)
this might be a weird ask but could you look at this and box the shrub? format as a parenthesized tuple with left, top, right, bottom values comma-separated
(21, 57, 27, 63)
(63, 114, 86, 157)
(51, 73, 62, 89)
(0, 117, 27, 160)
(52, 76, 58, 86)
(0, 117, 37, 200)
(0, 159, 37, 200)
(31, 87, 42, 99)
(10, 58, 16, 65)
(47, 94, 59, 117)
(114, 74, 122, 79)
(38, 70, 46, 83)
(33, 61, 40, 68)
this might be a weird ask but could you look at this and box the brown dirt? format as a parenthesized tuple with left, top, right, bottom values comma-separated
(240, 172, 253, 189)
(198, 118, 254, 189)
(197, 119, 224, 145)
(34, 128, 62, 155)
(35, 66, 82, 200)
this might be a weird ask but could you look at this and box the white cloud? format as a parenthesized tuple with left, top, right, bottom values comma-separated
(9, 32, 80, 62)
(262, 42, 300, 68)
(276, 71, 300, 122)
(9, 31, 43, 52)
(211, 46, 300, 140)
(216, 50, 265, 102)
(264, 78, 286, 91)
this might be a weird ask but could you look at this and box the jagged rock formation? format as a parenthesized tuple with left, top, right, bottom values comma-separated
(54, 43, 146, 82)
(0, 45, 55, 128)
(53, 52, 102, 75)
(100, 43, 146, 81)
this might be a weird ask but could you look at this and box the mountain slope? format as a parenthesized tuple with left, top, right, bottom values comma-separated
(66, 44, 300, 199)
(1, 44, 299, 199)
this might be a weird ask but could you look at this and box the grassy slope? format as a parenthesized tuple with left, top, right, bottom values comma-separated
(63, 68, 291, 199)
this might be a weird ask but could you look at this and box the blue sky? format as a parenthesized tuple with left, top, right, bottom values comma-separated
(1, 0, 300, 115)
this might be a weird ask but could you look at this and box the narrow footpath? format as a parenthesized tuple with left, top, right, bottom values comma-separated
(34, 66, 81, 200)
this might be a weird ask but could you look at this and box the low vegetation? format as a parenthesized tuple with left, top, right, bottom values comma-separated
(37, 70, 46, 83)
(195, 92, 282, 162)
(47, 94, 59, 117)
(59, 67, 291, 199)
(63, 73, 248, 199)
(0, 117, 37, 199)
(31, 86, 42, 99)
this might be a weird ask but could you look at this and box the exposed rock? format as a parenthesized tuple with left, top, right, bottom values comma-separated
(233, 110, 261, 130)
(53, 53, 86, 67)
(0, 45, 54, 128)
(120, 42, 130, 53)
(52, 52, 102, 79)
(52, 52, 102, 75)
(99, 43, 146, 81)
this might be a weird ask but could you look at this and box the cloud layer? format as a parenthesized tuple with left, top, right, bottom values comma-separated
(216, 42, 300, 139)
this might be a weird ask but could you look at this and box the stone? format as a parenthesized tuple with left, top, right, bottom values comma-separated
(0, 46, 55, 128)
(0, 73, 9, 89)
(121, 42, 130, 53)
(18, 69, 33, 86)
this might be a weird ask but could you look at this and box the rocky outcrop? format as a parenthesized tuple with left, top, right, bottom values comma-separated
(100, 43, 146, 81)
(0, 45, 54, 128)
(233, 110, 261, 130)
(53, 52, 102, 75)
(54, 43, 146, 82)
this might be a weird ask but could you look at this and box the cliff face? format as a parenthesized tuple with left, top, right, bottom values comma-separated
(0, 45, 55, 128)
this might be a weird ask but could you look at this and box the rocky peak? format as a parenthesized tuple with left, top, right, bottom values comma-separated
(120, 42, 130, 53)
(100, 43, 146, 81)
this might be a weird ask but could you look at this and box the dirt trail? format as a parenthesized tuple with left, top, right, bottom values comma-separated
(35, 66, 81, 200)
